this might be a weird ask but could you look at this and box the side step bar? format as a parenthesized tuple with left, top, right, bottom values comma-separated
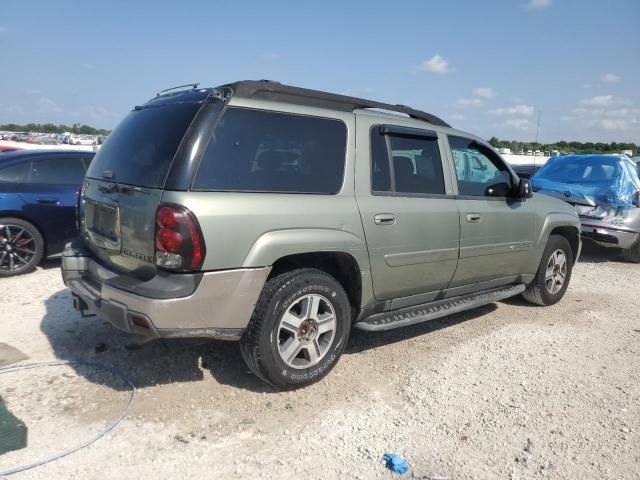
(354, 284, 526, 332)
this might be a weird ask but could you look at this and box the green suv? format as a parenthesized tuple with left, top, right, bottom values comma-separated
(62, 80, 581, 388)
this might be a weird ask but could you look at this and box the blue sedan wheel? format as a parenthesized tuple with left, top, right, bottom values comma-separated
(0, 218, 44, 276)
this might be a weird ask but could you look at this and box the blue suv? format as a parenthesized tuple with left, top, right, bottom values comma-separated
(0, 150, 94, 276)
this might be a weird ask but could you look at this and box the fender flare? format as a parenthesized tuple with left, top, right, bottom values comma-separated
(242, 228, 370, 272)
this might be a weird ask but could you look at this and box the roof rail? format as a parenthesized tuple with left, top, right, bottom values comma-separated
(221, 80, 450, 127)
(156, 83, 200, 97)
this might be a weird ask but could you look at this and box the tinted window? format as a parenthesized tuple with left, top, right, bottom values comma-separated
(0, 161, 30, 183)
(370, 128, 391, 192)
(87, 101, 204, 188)
(448, 136, 512, 196)
(193, 108, 346, 193)
(389, 135, 445, 195)
(31, 157, 86, 184)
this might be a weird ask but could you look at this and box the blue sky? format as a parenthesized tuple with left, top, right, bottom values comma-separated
(0, 0, 638, 143)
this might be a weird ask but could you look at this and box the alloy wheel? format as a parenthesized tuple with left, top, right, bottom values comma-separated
(277, 294, 337, 369)
(545, 249, 567, 294)
(0, 224, 37, 273)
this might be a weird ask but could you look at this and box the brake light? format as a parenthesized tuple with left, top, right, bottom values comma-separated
(154, 204, 205, 270)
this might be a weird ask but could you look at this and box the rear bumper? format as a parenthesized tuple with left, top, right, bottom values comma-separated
(61, 241, 270, 340)
(580, 222, 639, 250)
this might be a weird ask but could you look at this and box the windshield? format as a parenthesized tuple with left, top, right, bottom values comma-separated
(535, 157, 620, 184)
(86, 101, 203, 188)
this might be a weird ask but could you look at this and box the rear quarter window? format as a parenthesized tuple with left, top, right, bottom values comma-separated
(193, 108, 347, 194)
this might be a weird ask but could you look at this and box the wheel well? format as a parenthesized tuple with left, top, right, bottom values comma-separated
(550, 226, 580, 263)
(0, 214, 47, 256)
(269, 252, 362, 318)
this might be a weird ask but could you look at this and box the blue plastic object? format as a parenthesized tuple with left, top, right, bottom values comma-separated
(532, 154, 640, 208)
(383, 453, 409, 474)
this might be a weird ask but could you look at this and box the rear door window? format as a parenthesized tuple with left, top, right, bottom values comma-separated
(86, 102, 203, 188)
(370, 126, 446, 195)
(30, 157, 86, 184)
(0, 161, 30, 183)
(193, 108, 347, 194)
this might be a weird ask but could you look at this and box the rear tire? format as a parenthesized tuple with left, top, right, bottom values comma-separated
(240, 268, 351, 389)
(621, 240, 640, 263)
(522, 234, 574, 306)
(0, 217, 44, 277)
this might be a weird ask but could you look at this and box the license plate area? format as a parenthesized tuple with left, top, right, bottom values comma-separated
(86, 200, 120, 244)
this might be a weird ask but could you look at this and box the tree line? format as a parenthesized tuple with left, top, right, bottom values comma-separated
(0, 123, 110, 136)
(488, 137, 637, 154)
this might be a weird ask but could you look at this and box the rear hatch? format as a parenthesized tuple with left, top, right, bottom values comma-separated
(81, 89, 212, 278)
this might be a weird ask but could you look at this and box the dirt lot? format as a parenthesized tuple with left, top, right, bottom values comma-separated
(1, 244, 639, 479)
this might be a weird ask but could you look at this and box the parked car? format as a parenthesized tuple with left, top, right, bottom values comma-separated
(510, 161, 545, 179)
(0, 150, 95, 276)
(62, 80, 581, 388)
(532, 154, 640, 262)
(0, 146, 22, 153)
(36, 135, 61, 145)
(70, 135, 97, 146)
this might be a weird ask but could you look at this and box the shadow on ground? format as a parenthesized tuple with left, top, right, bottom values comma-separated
(40, 288, 497, 393)
(578, 241, 625, 264)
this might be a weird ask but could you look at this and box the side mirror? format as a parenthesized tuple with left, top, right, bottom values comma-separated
(514, 178, 533, 200)
(485, 182, 511, 197)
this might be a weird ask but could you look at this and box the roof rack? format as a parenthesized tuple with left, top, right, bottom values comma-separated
(156, 83, 200, 97)
(220, 80, 450, 128)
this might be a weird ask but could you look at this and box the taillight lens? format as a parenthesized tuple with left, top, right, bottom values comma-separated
(154, 204, 205, 271)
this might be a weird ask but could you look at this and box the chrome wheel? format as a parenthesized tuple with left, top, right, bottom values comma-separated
(0, 224, 37, 273)
(277, 294, 337, 369)
(545, 249, 567, 294)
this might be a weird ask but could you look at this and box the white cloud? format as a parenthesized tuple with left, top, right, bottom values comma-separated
(36, 97, 62, 114)
(0, 26, 6, 33)
(489, 104, 535, 116)
(414, 55, 451, 74)
(456, 97, 483, 107)
(450, 113, 465, 121)
(580, 95, 614, 107)
(602, 73, 621, 83)
(527, 0, 551, 9)
(83, 63, 97, 70)
(504, 118, 531, 130)
(473, 87, 494, 99)
(564, 104, 639, 132)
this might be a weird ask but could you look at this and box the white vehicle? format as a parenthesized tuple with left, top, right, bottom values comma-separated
(550, 150, 560, 157)
(498, 147, 511, 154)
(70, 135, 97, 146)
(526, 150, 533, 156)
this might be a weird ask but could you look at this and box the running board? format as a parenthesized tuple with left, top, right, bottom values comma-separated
(354, 284, 526, 332)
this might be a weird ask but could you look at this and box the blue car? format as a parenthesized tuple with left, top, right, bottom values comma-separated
(0, 150, 95, 276)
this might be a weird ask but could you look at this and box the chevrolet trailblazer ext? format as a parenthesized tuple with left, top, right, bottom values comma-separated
(62, 81, 581, 388)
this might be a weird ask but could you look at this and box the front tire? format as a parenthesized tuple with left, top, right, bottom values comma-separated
(522, 234, 574, 306)
(0, 218, 44, 276)
(621, 240, 640, 263)
(240, 268, 351, 389)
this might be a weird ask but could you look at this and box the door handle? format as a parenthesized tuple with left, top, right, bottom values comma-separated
(37, 197, 60, 205)
(374, 214, 396, 225)
(466, 213, 482, 223)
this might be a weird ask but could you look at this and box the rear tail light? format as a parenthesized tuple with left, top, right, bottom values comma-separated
(155, 204, 205, 271)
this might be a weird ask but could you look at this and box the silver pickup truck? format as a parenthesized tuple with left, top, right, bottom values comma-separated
(62, 80, 581, 388)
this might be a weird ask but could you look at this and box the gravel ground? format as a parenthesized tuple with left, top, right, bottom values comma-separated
(0, 244, 639, 479)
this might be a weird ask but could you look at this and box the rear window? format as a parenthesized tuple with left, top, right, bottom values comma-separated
(0, 161, 30, 183)
(193, 108, 347, 194)
(86, 102, 202, 188)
